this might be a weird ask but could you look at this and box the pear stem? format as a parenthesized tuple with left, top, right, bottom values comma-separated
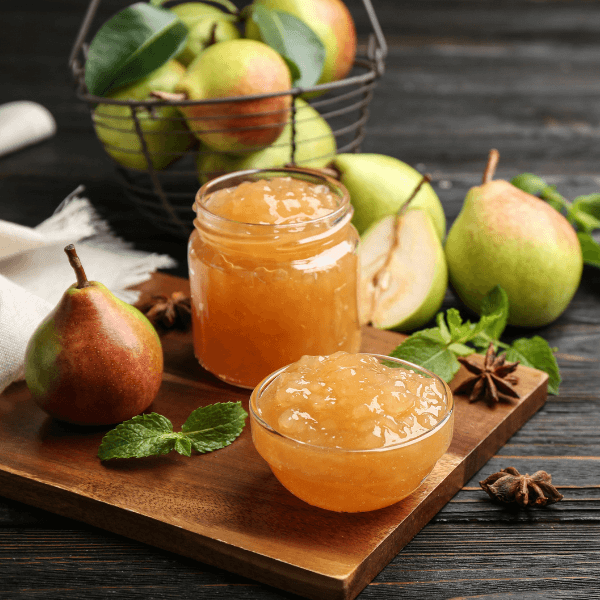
(64, 244, 90, 289)
(482, 148, 500, 184)
(396, 173, 432, 218)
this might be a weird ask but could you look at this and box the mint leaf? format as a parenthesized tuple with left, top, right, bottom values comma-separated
(249, 6, 325, 87)
(505, 336, 561, 395)
(391, 331, 462, 383)
(182, 402, 248, 453)
(578, 232, 600, 268)
(389, 286, 561, 394)
(85, 3, 188, 97)
(98, 402, 247, 460)
(98, 413, 178, 460)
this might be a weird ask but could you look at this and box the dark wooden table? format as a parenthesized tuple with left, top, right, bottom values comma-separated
(2, 1, 600, 598)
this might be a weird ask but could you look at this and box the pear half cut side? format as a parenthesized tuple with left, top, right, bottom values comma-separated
(359, 208, 448, 332)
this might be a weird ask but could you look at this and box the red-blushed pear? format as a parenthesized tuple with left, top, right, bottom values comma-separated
(154, 39, 292, 153)
(24, 245, 163, 426)
(196, 98, 336, 183)
(245, 0, 357, 85)
(445, 149, 583, 327)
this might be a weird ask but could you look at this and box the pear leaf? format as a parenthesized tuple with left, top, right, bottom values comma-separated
(249, 5, 325, 87)
(505, 337, 561, 395)
(570, 194, 600, 233)
(578, 232, 600, 268)
(510, 173, 568, 213)
(85, 2, 188, 97)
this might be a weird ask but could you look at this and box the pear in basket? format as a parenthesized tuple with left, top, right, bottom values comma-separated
(245, 0, 357, 85)
(196, 98, 336, 183)
(93, 60, 195, 171)
(154, 39, 292, 154)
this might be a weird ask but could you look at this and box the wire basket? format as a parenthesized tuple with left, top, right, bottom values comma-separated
(69, 0, 387, 239)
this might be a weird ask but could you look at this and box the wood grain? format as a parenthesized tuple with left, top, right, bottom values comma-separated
(0, 274, 548, 600)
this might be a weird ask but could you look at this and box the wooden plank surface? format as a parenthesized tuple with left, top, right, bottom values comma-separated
(0, 273, 548, 600)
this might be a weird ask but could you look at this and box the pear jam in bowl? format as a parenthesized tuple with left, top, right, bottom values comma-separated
(249, 352, 454, 512)
(188, 168, 361, 389)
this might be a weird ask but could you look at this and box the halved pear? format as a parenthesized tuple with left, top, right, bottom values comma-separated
(359, 207, 448, 332)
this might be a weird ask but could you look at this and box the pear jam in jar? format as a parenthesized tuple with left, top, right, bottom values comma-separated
(188, 168, 361, 389)
(249, 352, 454, 512)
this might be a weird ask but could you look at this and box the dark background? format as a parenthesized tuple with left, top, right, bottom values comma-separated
(2, 1, 600, 598)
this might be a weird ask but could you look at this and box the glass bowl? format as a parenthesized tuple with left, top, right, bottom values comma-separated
(249, 353, 454, 513)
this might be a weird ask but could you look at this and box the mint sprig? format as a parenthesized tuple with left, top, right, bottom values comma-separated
(98, 401, 247, 460)
(390, 286, 561, 394)
(511, 173, 600, 268)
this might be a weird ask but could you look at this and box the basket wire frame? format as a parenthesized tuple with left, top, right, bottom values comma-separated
(70, 0, 387, 239)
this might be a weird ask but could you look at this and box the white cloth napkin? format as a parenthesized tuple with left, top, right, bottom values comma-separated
(0, 186, 177, 393)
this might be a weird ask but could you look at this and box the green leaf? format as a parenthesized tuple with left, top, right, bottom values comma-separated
(511, 173, 568, 212)
(85, 2, 188, 97)
(578, 232, 600, 268)
(98, 413, 178, 460)
(249, 6, 325, 87)
(478, 285, 509, 340)
(510, 173, 548, 196)
(390, 332, 462, 383)
(505, 336, 561, 395)
(570, 194, 600, 233)
(182, 401, 248, 453)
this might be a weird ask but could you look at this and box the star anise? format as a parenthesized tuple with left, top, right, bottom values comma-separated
(139, 291, 192, 331)
(480, 467, 564, 507)
(454, 343, 521, 406)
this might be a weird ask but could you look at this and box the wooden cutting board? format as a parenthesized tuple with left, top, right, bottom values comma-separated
(0, 273, 548, 600)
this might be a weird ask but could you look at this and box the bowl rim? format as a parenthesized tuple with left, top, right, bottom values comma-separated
(249, 353, 454, 454)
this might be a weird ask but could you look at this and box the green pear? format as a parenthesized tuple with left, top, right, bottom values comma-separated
(196, 98, 335, 182)
(169, 2, 240, 66)
(359, 204, 448, 332)
(245, 0, 357, 85)
(93, 60, 195, 171)
(445, 149, 583, 327)
(330, 153, 446, 241)
(166, 39, 292, 153)
(24, 245, 163, 426)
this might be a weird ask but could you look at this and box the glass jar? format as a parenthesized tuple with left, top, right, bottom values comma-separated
(188, 167, 361, 389)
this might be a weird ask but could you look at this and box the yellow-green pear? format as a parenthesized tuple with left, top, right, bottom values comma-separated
(93, 60, 195, 171)
(330, 153, 446, 241)
(170, 2, 240, 66)
(445, 149, 583, 327)
(245, 0, 357, 85)
(359, 186, 448, 332)
(196, 98, 335, 182)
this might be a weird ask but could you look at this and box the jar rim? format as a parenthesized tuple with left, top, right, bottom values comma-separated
(249, 353, 454, 454)
(194, 167, 352, 230)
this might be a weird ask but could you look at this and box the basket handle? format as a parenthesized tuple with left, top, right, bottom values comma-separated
(68, 0, 103, 77)
(361, 0, 387, 77)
